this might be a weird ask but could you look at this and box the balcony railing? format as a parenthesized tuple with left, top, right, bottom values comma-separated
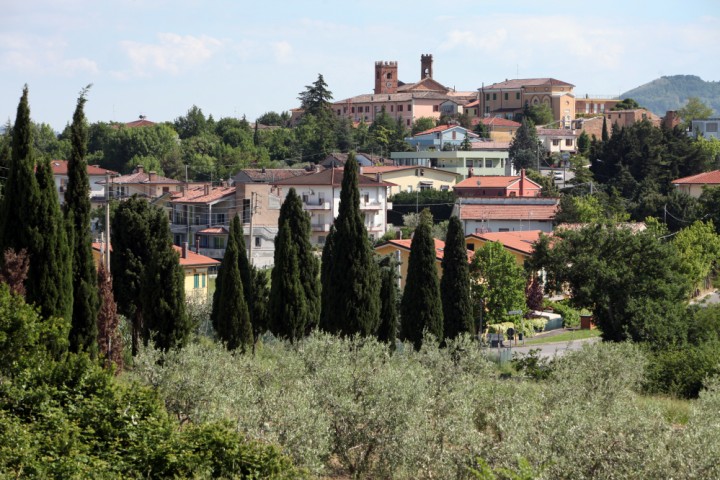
(311, 223, 331, 232)
(198, 247, 226, 259)
(303, 199, 330, 210)
(359, 201, 382, 210)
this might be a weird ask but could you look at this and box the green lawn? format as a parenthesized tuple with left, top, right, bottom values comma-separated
(523, 328, 602, 345)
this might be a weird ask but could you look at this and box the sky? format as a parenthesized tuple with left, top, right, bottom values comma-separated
(1, 0, 719, 132)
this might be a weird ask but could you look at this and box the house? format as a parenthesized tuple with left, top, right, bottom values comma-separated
(232, 170, 290, 268)
(453, 197, 559, 235)
(374, 237, 472, 289)
(328, 55, 476, 128)
(169, 184, 237, 259)
(465, 230, 545, 266)
(575, 97, 619, 116)
(405, 124, 479, 151)
(671, 170, 720, 198)
(572, 109, 661, 139)
(471, 117, 521, 142)
(391, 142, 512, 178)
(479, 78, 576, 127)
(50, 160, 118, 206)
(360, 165, 462, 195)
(90, 242, 219, 302)
(100, 165, 183, 200)
(691, 118, 720, 139)
(273, 167, 394, 245)
(321, 152, 382, 168)
(453, 169, 542, 198)
(536, 128, 578, 156)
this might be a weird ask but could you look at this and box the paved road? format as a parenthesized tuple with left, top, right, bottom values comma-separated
(488, 336, 600, 360)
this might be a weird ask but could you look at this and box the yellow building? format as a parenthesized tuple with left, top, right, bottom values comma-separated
(375, 238, 473, 289)
(361, 166, 461, 195)
(464, 230, 544, 266)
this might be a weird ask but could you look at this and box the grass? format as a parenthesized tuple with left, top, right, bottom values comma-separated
(523, 328, 602, 346)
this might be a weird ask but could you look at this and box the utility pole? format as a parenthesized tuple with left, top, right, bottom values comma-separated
(105, 172, 111, 273)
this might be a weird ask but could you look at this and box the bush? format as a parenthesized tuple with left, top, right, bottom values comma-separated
(644, 339, 720, 398)
(544, 300, 581, 328)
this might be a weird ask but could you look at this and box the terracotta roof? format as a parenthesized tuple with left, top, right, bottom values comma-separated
(234, 168, 313, 184)
(459, 204, 559, 221)
(455, 176, 520, 189)
(51, 160, 118, 176)
(197, 227, 229, 235)
(171, 185, 236, 204)
(536, 128, 578, 137)
(91, 242, 113, 253)
(484, 78, 575, 89)
(467, 230, 545, 255)
(472, 117, 522, 127)
(414, 124, 455, 136)
(672, 170, 720, 185)
(273, 167, 396, 187)
(105, 169, 182, 185)
(335, 90, 469, 104)
(173, 246, 220, 267)
(125, 118, 156, 128)
(379, 238, 472, 262)
(465, 100, 480, 108)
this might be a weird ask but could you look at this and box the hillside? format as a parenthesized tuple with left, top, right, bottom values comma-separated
(621, 75, 720, 116)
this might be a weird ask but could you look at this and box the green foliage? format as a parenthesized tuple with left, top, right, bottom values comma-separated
(678, 96, 714, 129)
(577, 130, 590, 155)
(441, 216, 474, 339)
(101, 123, 181, 175)
(174, 105, 211, 139)
(621, 74, 720, 116)
(390, 187, 455, 205)
(64, 87, 99, 356)
(509, 117, 539, 171)
(256, 111, 290, 127)
(524, 103, 554, 125)
(470, 241, 526, 327)
(401, 210, 444, 349)
(543, 300, 581, 328)
(377, 254, 400, 345)
(320, 153, 380, 336)
(411, 116, 437, 135)
(511, 349, 554, 380)
(673, 220, 720, 291)
(611, 98, 642, 110)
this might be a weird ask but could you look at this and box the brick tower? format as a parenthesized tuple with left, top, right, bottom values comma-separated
(374, 61, 398, 94)
(421, 54, 433, 79)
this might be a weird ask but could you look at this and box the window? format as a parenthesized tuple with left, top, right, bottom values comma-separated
(565, 139, 573, 147)
(163, 186, 169, 193)
(242, 198, 251, 223)
(397, 105, 403, 112)
(406, 119, 411, 126)
(194, 274, 199, 289)
(504, 93, 508, 101)
(440, 185, 449, 191)
(499, 228, 510, 232)
(202, 274, 206, 288)
(466, 159, 473, 167)
(467, 243, 475, 251)
(365, 106, 370, 113)
(707, 122, 719, 133)
(516, 92, 520, 100)
(407, 186, 413, 192)
(343, 107, 347, 113)
(485, 159, 493, 168)
(213, 236, 225, 249)
(552, 139, 560, 146)
(452, 131, 456, 140)
(351, 107, 355, 113)
(255, 237, 262, 248)
(492, 93, 497, 100)
(485, 94, 490, 101)
(407, 104, 412, 111)
(390, 105, 394, 112)
(433, 105, 439, 112)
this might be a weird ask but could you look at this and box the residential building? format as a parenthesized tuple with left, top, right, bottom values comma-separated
(174, 244, 220, 302)
(575, 97, 619, 116)
(321, 152, 389, 168)
(360, 165, 462, 195)
(328, 55, 476, 128)
(671, 170, 720, 198)
(374, 237, 472, 289)
(453, 197, 559, 235)
(691, 118, 720, 139)
(572, 109, 661, 139)
(536, 128, 578, 156)
(273, 167, 394, 245)
(464, 230, 544, 266)
(391, 142, 512, 178)
(50, 160, 118, 206)
(169, 184, 237, 259)
(101, 165, 183, 200)
(470, 117, 521, 142)
(405, 125, 479, 151)
(479, 78, 576, 127)
(453, 170, 542, 198)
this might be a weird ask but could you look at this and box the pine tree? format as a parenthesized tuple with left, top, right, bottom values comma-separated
(269, 189, 315, 342)
(96, 263, 123, 371)
(377, 255, 399, 346)
(65, 86, 99, 355)
(320, 153, 380, 336)
(212, 215, 253, 351)
(400, 209, 443, 349)
(440, 216, 474, 340)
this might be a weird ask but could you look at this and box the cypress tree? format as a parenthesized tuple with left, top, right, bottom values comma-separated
(65, 87, 99, 355)
(377, 255, 399, 346)
(400, 209, 443, 349)
(601, 116, 609, 143)
(440, 216, 474, 340)
(269, 189, 314, 342)
(97, 263, 123, 371)
(319, 224, 336, 331)
(212, 215, 253, 351)
(320, 153, 380, 335)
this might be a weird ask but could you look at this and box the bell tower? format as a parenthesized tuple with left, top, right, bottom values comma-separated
(374, 61, 398, 94)
(421, 54, 433, 79)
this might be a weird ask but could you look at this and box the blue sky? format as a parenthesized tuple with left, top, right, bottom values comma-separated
(1, 0, 718, 131)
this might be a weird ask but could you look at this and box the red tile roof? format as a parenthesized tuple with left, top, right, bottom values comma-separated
(125, 118, 156, 128)
(484, 78, 574, 89)
(173, 246, 220, 267)
(465, 100, 480, 108)
(414, 124, 454, 136)
(106, 170, 182, 185)
(672, 170, 720, 185)
(51, 160, 118, 176)
(171, 185, 236, 204)
(472, 117, 521, 127)
(467, 230, 545, 255)
(536, 128, 577, 137)
(459, 204, 558, 221)
(455, 176, 519, 189)
(380, 238, 472, 262)
(197, 227, 229, 235)
(273, 167, 396, 187)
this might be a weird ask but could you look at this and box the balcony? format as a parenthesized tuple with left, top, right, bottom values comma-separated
(359, 201, 382, 210)
(303, 199, 331, 210)
(312, 223, 331, 232)
(366, 224, 385, 232)
(198, 247, 226, 259)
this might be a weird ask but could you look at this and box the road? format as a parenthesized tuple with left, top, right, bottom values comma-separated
(485, 336, 600, 361)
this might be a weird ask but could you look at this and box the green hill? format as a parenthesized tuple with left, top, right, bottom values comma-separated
(621, 75, 720, 116)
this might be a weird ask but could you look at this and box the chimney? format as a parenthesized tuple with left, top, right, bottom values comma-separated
(182, 241, 188, 259)
(359, 166, 364, 175)
(148, 171, 157, 182)
(395, 229, 402, 240)
(376, 172, 381, 183)
(204, 184, 210, 196)
(195, 237, 200, 254)
(135, 165, 144, 174)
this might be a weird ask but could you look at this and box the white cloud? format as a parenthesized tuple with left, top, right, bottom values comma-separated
(0, 32, 97, 75)
(118, 33, 223, 76)
(271, 41, 293, 63)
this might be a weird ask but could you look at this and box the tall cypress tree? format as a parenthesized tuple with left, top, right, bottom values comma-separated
(601, 116, 609, 143)
(377, 255, 399, 346)
(65, 86, 99, 355)
(440, 216, 474, 340)
(212, 215, 253, 351)
(319, 224, 336, 331)
(320, 153, 380, 336)
(401, 209, 443, 349)
(269, 189, 316, 341)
